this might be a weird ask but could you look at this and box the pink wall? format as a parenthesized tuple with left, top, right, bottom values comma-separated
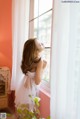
(0, 0, 12, 71)
(39, 90, 50, 118)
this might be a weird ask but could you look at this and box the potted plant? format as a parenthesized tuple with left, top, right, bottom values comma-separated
(16, 95, 50, 119)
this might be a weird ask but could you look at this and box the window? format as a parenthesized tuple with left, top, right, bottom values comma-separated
(29, 0, 53, 93)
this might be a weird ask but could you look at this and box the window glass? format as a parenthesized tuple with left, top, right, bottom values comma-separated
(34, 0, 39, 18)
(34, 0, 52, 18)
(29, 19, 38, 38)
(39, 0, 52, 15)
(38, 11, 52, 47)
(42, 49, 50, 82)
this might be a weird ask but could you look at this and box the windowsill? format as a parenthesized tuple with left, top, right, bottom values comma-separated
(39, 81, 51, 98)
(39, 87, 50, 98)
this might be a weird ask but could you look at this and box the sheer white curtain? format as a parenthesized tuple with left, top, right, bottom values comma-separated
(50, 1, 80, 119)
(11, 0, 30, 90)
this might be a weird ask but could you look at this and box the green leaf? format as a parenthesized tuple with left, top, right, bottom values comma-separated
(7, 113, 12, 117)
(46, 116, 51, 119)
(17, 109, 22, 114)
(33, 97, 41, 102)
(34, 108, 40, 115)
(33, 97, 41, 107)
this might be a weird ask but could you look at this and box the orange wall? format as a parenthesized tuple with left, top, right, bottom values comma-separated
(0, 0, 12, 71)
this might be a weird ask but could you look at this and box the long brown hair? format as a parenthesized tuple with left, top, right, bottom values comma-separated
(21, 38, 41, 74)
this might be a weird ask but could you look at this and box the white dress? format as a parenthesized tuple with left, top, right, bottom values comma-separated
(15, 71, 39, 110)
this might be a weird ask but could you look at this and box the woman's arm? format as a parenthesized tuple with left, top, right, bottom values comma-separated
(34, 60, 43, 85)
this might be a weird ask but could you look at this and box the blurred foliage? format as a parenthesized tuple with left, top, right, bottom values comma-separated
(16, 95, 50, 119)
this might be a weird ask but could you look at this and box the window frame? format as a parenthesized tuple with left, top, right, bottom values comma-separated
(29, 0, 53, 94)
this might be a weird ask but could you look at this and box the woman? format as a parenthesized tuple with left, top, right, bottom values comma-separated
(15, 38, 47, 110)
